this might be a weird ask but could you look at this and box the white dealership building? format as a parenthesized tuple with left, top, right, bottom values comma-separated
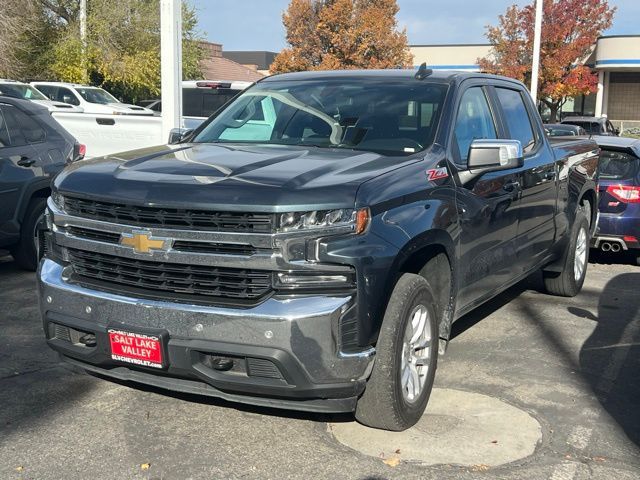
(410, 34, 640, 129)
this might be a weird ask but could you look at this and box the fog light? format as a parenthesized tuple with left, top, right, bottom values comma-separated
(277, 273, 349, 285)
(275, 271, 355, 289)
(211, 357, 234, 371)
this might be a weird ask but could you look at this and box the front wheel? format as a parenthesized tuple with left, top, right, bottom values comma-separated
(543, 210, 590, 297)
(355, 273, 438, 431)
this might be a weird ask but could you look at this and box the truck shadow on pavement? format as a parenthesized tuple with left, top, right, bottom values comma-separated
(572, 272, 640, 447)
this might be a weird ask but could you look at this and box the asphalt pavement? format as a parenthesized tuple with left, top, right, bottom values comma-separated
(0, 251, 638, 480)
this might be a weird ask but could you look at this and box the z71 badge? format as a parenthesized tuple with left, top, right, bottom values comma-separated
(426, 167, 449, 181)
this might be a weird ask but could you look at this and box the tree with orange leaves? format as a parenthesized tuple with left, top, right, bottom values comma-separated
(478, 0, 615, 122)
(270, 0, 413, 73)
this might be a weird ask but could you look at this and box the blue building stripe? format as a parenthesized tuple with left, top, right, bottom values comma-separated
(596, 59, 640, 66)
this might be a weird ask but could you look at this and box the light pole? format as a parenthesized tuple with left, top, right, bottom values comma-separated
(80, 0, 87, 83)
(530, 0, 543, 105)
(160, 0, 182, 142)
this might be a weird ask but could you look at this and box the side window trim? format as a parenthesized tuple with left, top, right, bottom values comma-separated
(493, 84, 543, 158)
(449, 83, 501, 167)
(0, 106, 10, 148)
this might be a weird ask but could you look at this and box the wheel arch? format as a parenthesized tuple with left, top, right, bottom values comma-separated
(385, 229, 457, 341)
(15, 178, 51, 226)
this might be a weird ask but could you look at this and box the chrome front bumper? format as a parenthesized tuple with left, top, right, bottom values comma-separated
(38, 259, 375, 411)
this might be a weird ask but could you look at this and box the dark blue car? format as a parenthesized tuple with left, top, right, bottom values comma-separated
(591, 136, 640, 264)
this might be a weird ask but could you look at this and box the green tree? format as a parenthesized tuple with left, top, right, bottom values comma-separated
(271, 0, 413, 73)
(1, 0, 204, 103)
(478, 0, 615, 122)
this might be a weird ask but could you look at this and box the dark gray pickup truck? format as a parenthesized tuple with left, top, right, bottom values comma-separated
(39, 68, 599, 431)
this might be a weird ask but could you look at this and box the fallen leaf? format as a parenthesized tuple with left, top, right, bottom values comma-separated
(15, 466, 23, 472)
(383, 457, 400, 467)
(394, 449, 401, 454)
(141, 463, 151, 471)
(471, 464, 490, 472)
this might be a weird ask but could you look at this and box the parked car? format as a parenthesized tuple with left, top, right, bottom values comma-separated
(591, 136, 640, 264)
(0, 96, 83, 270)
(561, 116, 619, 136)
(39, 68, 598, 431)
(31, 82, 154, 116)
(544, 123, 587, 137)
(139, 80, 253, 129)
(0, 79, 83, 113)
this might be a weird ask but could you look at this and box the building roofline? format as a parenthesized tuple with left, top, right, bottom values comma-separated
(409, 43, 491, 48)
(598, 34, 640, 40)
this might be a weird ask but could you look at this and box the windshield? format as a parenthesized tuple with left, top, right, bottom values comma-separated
(0, 83, 48, 100)
(193, 79, 448, 154)
(74, 87, 119, 104)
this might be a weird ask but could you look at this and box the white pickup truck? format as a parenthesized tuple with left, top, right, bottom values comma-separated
(49, 80, 252, 158)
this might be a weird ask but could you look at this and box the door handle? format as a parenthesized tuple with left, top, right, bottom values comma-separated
(503, 181, 521, 193)
(17, 156, 36, 167)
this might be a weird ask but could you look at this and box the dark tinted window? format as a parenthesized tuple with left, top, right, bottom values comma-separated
(183, 88, 240, 117)
(454, 87, 497, 162)
(0, 108, 11, 147)
(496, 87, 536, 153)
(57, 87, 80, 106)
(599, 149, 639, 180)
(2, 105, 46, 145)
(34, 85, 55, 100)
(564, 121, 600, 134)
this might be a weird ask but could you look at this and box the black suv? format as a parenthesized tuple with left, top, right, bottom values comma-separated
(0, 96, 80, 269)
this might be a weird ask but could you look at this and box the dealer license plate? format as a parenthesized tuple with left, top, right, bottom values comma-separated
(108, 328, 164, 369)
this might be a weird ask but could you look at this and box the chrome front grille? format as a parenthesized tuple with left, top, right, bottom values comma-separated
(63, 196, 275, 233)
(68, 248, 272, 303)
(64, 226, 258, 256)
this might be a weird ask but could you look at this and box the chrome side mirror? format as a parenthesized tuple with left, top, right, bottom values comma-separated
(468, 139, 523, 173)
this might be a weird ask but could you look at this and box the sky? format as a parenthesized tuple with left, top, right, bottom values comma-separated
(191, 0, 639, 52)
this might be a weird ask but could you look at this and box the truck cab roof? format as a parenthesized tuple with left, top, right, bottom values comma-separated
(263, 69, 525, 87)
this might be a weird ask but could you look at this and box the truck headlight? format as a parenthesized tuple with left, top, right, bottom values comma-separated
(51, 191, 65, 211)
(278, 208, 370, 234)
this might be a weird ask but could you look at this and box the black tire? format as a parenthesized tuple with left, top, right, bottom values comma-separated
(355, 273, 438, 431)
(10, 197, 46, 271)
(543, 208, 590, 297)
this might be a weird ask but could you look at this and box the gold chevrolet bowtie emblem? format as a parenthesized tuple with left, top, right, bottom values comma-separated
(119, 231, 170, 254)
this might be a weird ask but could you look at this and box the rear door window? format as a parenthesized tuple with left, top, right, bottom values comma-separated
(599, 149, 639, 180)
(495, 87, 536, 153)
(2, 105, 46, 145)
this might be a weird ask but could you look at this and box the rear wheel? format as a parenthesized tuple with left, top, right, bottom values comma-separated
(543, 208, 589, 297)
(10, 197, 46, 271)
(355, 273, 438, 431)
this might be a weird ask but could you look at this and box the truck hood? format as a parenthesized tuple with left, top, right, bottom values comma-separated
(31, 99, 83, 113)
(54, 143, 420, 211)
(108, 102, 154, 115)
